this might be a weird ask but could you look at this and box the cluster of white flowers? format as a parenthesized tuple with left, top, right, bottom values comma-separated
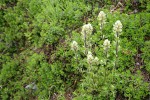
(103, 39, 111, 51)
(113, 20, 123, 34)
(87, 51, 94, 64)
(81, 23, 93, 39)
(97, 11, 106, 29)
(71, 41, 78, 51)
(93, 57, 99, 65)
(87, 51, 99, 65)
(70, 12, 123, 68)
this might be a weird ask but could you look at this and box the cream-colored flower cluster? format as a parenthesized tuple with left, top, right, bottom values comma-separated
(113, 20, 123, 34)
(93, 57, 99, 65)
(71, 41, 78, 52)
(71, 11, 123, 68)
(87, 51, 99, 65)
(103, 39, 110, 51)
(98, 11, 106, 29)
(87, 51, 94, 64)
(81, 23, 93, 39)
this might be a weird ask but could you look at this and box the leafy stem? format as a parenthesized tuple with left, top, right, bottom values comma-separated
(84, 31, 87, 55)
(115, 32, 119, 69)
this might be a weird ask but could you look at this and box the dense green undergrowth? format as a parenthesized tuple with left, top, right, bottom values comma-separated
(0, 0, 150, 100)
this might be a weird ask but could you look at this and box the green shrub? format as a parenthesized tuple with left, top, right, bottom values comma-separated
(0, 0, 150, 99)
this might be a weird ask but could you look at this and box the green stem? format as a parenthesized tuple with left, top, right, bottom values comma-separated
(89, 64, 96, 90)
(75, 52, 78, 64)
(103, 49, 108, 85)
(113, 32, 119, 83)
(100, 23, 103, 40)
(84, 32, 87, 55)
(115, 32, 119, 68)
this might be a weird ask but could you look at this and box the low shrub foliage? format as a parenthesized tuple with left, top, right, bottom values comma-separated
(0, 0, 150, 99)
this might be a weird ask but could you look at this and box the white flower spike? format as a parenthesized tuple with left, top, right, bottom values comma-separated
(103, 39, 111, 51)
(93, 57, 99, 65)
(98, 11, 106, 24)
(81, 23, 93, 39)
(87, 51, 94, 64)
(98, 11, 106, 29)
(71, 41, 78, 51)
(113, 20, 123, 34)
